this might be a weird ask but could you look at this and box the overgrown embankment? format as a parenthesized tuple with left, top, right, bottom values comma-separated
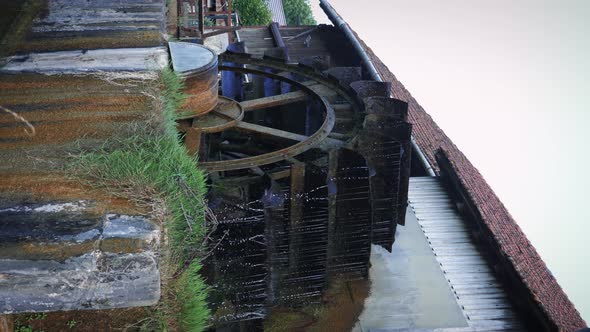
(72, 69, 210, 331)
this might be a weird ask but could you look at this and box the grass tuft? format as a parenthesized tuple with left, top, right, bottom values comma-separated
(71, 68, 210, 331)
(176, 261, 210, 331)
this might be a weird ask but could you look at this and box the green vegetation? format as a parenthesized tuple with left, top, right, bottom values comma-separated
(72, 69, 210, 331)
(176, 262, 210, 331)
(233, 0, 272, 26)
(283, 0, 316, 26)
(13, 312, 47, 332)
(74, 69, 207, 267)
(26, 313, 47, 321)
(66, 320, 77, 329)
(14, 321, 42, 332)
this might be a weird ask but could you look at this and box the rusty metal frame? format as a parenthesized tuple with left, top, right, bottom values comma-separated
(179, 0, 236, 41)
(193, 96, 244, 133)
(221, 52, 364, 115)
(199, 65, 336, 171)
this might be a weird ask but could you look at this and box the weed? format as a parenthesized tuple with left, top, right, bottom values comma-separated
(66, 320, 77, 329)
(25, 313, 46, 321)
(14, 319, 44, 332)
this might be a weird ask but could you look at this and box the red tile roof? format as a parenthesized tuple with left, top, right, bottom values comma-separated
(357, 33, 587, 332)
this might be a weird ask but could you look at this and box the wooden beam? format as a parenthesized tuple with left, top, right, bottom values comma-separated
(235, 121, 308, 141)
(201, 26, 240, 38)
(185, 128, 202, 156)
(239, 91, 308, 111)
(289, 161, 305, 269)
(269, 169, 291, 180)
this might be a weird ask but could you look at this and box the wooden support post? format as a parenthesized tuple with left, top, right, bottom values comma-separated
(198, 0, 204, 36)
(289, 161, 305, 270)
(185, 128, 202, 156)
(326, 149, 339, 277)
(227, 0, 234, 43)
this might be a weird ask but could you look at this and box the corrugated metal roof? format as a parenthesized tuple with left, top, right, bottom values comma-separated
(266, 0, 287, 25)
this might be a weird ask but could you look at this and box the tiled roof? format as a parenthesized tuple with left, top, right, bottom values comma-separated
(355, 32, 587, 332)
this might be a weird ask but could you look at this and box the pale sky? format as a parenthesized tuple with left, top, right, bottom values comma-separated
(311, 0, 590, 321)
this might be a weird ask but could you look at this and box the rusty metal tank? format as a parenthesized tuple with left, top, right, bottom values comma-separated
(169, 42, 218, 119)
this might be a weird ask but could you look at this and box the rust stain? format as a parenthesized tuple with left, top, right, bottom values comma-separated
(0, 74, 152, 149)
(0, 173, 146, 215)
(11, 31, 163, 54)
(1, 238, 148, 262)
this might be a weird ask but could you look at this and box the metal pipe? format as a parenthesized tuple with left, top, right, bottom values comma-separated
(411, 137, 436, 176)
(319, 0, 436, 176)
(319, 0, 380, 82)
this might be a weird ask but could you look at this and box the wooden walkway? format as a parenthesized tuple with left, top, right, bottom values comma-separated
(405, 177, 525, 332)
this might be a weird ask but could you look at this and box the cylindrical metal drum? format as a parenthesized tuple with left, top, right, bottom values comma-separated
(169, 42, 219, 119)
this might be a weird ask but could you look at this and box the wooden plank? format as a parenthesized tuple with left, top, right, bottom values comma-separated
(448, 275, 497, 283)
(442, 264, 492, 273)
(454, 287, 504, 296)
(427, 233, 470, 240)
(440, 261, 489, 269)
(462, 301, 512, 311)
(408, 193, 450, 198)
(411, 203, 455, 210)
(450, 280, 499, 288)
(428, 243, 478, 250)
(421, 224, 467, 231)
(445, 272, 496, 281)
(429, 238, 473, 245)
(409, 200, 454, 206)
(425, 230, 469, 237)
(437, 252, 483, 260)
(418, 219, 464, 225)
(409, 184, 445, 190)
(415, 212, 461, 219)
(460, 299, 511, 309)
(452, 282, 500, 290)
(459, 297, 510, 305)
(437, 256, 487, 263)
(235, 121, 308, 141)
(458, 293, 509, 302)
(468, 319, 523, 330)
(433, 250, 482, 257)
(466, 309, 516, 321)
(289, 161, 305, 269)
(417, 214, 463, 220)
(269, 169, 291, 180)
(240, 90, 308, 111)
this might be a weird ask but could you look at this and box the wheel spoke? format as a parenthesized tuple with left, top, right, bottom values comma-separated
(235, 121, 308, 142)
(240, 90, 308, 111)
